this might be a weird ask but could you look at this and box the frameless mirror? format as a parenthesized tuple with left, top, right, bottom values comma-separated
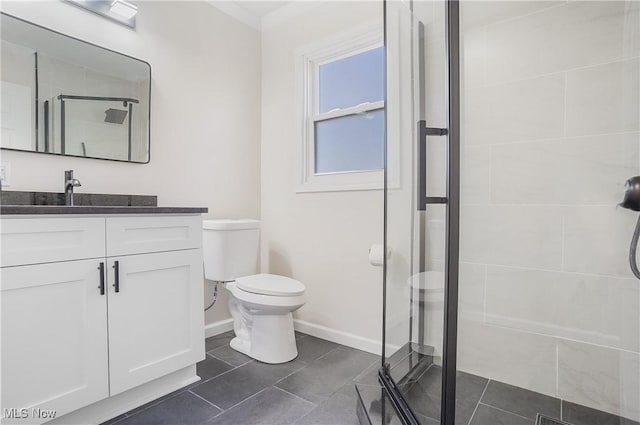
(0, 12, 150, 163)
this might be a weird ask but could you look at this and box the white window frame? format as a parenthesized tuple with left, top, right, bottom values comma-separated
(296, 27, 385, 193)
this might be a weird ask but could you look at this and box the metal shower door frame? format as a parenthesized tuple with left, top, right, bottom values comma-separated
(379, 1, 461, 424)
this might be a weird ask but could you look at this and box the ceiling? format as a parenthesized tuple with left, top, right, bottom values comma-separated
(233, 1, 292, 18)
(205, 0, 296, 30)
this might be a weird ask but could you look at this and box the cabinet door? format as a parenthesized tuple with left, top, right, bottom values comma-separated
(1, 260, 109, 424)
(107, 249, 205, 395)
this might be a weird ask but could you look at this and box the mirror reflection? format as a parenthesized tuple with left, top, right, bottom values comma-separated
(0, 13, 150, 163)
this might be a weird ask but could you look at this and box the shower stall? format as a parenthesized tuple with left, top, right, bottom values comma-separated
(358, 1, 640, 424)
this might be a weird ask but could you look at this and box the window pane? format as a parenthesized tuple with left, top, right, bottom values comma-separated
(318, 46, 384, 113)
(314, 109, 384, 174)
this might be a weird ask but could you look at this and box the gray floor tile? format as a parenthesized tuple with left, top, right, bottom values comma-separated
(275, 347, 378, 404)
(562, 401, 640, 425)
(205, 331, 235, 352)
(388, 349, 433, 385)
(354, 384, 404, 425)
(124, 384, 196, 416)
(353, 361, 382, 386)
(296, 332, 308, 340)
(338, 383, 361, 397)
(208, 386, 315, 425)
(470, 404, 533, 425)
(296, 390, 360, 425)
(295, 335, 339, 364)
(415, 413, 440, 425)
(116, 391, 221, 425)
(454, 372, 490, 423)
(402, 366, 488, 425)
(401, 366, 441, 422)
(191, 359, 306, 410)
(481, 380, 560, 421)
(197, 354, 235, 381)
(209, 343, 253, 367)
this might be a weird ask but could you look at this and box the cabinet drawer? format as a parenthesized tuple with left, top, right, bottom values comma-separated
(0, 217, 106, 267)
(106, 215, 202, 256)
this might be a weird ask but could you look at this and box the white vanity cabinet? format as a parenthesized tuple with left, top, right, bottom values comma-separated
(0, 214, 205, 425)
(1, 259, 110, 423)
(106, 249, 204, 395)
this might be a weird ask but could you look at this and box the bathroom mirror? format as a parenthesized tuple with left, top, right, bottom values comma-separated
(0, 13, 151, 163)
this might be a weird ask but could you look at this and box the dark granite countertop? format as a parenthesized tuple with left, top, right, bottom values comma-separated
(0, 191, 207, 215)
(0, 205, 208, 215)
(1, 190, 158, 207)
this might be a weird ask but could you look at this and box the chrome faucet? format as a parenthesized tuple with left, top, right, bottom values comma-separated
(64, 170, 82, 206)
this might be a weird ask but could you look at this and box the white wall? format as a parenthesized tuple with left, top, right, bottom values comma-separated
(454, 1, 640, 421)
(260, 1, 384, 351)
(0, 0, 263, 326)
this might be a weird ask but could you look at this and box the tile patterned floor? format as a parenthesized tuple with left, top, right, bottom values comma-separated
(102, 332, 639, 425)
(102, 332, 378, 425)
(359, 362, 639, 425)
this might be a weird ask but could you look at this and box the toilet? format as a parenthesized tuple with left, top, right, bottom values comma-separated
(202, 219, 306, 364)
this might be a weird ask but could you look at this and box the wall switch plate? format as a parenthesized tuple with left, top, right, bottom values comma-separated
(0, 162, 11, 187)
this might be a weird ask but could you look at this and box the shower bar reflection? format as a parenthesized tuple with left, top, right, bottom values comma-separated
(57, 94, 139, 160)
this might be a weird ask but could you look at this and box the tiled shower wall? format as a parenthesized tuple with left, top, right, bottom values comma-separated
(449, 1, 640, 421)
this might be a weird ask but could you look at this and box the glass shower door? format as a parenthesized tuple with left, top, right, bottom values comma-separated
(381, 1, 456, 423)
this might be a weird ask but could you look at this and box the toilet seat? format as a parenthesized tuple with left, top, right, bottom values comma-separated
(226, 282, 305, 310)
(236, 273, 305, 297)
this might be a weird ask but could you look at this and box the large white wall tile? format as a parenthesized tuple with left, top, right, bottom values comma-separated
(461, 1, 564, 30)
(425, 216, 446, 264)
(566, 58, 640, 136)
(461, 145, 491, 205)
(425, 137, 447, 198)
(461, 27, 485, 89)
(458, 262, 486, 320)
(424, 205, 446, 269)
(563, 206, 638, 278)
(484, 1, 640, 83)
(491, 133, 640, 205)
(457, 318, 558, 397)
(460, 205, 563, 269)
(464, 74, 565, 145)
(484, 266, 640, 352)
(458, 1, 640, 416)
(558, 340, 640, 422)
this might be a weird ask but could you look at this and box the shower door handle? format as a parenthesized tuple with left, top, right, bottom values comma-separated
(417, 120, 449, 211)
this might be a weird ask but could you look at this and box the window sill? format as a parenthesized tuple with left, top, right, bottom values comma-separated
(296, 170, 384, 193)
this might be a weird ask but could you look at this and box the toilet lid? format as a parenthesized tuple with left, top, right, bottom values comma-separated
(236, 273, 305, 297)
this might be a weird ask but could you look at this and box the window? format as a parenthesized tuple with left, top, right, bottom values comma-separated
(298, 29, 384, 192)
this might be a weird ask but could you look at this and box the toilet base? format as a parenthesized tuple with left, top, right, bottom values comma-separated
(229, 313, 298, 364)
(225, 281, 304, 364)
(230, 336, 251, 356)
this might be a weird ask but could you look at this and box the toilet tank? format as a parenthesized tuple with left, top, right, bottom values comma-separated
(202, 219, 260, 282)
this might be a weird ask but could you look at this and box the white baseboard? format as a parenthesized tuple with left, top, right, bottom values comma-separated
(49, 366, 199, 425)
(293, 319, 382, 355)
(205, 317, 384, 356)
(204, 318, 234, 338)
